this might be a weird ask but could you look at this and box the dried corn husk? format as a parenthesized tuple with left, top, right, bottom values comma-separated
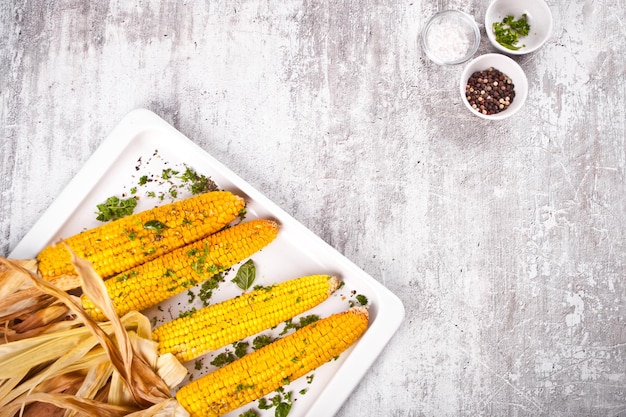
(0, 254, 188, 417)
(1, 259, 80, 343)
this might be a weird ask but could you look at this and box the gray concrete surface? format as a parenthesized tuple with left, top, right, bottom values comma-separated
(1, 1, 625, 416)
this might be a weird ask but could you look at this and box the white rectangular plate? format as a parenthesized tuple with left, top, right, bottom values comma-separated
(10, 109, 405, 417)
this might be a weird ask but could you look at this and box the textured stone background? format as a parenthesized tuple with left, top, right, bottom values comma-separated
(1, 1, 625, 416)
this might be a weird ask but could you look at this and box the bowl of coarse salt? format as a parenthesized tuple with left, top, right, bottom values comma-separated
(421, 10, 481, 65)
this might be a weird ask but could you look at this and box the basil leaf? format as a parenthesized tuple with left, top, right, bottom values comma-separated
(232, 259, 256, 291)
(143, 219, 168, 232)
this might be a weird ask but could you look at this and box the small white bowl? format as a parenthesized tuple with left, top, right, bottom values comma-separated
(459, 53, 528, 120)
(421, 10, 481, 65)
(485, 0, 553, 55)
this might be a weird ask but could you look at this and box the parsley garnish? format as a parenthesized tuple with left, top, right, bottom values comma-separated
(275, 401, 292, 417)
(257, 388, 293, 416)
(258, 398, 272, 410)
(95, 196, 137, 222)
(180, 166, 218, 195)
(162, 168, 179, 180)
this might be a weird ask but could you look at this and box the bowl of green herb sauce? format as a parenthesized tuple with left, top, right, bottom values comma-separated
(485, 0, 553, 54)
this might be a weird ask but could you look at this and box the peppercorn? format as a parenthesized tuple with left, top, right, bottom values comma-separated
(464, 67, 515, 116)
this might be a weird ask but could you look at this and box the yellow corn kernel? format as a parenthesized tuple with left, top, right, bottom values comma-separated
(37, 191, 246, 281)
(153, 274, 340, 362)
(81, 219, 279, 321)
(176, 307, 369, 417)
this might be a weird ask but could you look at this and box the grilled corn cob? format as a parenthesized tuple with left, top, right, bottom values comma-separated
(37, 191, 246, 281)
(82, 219, 280, 321)
(153, 274, 340, 362)
(176, 307, 369, 417)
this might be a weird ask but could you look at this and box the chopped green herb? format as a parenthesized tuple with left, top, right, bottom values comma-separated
(190, 244, 215, 276)
(178, 308, 196, 319)
(138, 175, 149, 185)
(238, 410, 259, 417)
(95, 196, 137, 222)
(493, 14, 530, 50)
(252, 334, 275, 350)
(194, 359, 203, 370)
(279, 315, 320, 336)
(231, 259, 256, 291)
(130, 187, 137, 194)
(234, 341, 249, 358)
(253, 284, 269, 291)
(258, 387, 293, 415)
(180, 279, 198, 288)
(180, 167, 218, 195)
(162, 168, 179, 180)
(306, 374, 314, 384)
(116, 270, 138, 283)
(356, 294, 369, 306)
(210, 351, 236, 367)
(258, 398, 271, 410)
(125, 229, 136, 240)
(198, 274, 224, 306)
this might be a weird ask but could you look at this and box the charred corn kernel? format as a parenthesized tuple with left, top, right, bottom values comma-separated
(81, 219, 279, 321)
(153, 274, 340, 362)
(37, 191, 246, 281)
(176, 307, 369, 417)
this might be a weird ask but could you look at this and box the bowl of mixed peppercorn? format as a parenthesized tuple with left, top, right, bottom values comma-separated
(485, 0, 553, 55)
(460, 53, 528, 120)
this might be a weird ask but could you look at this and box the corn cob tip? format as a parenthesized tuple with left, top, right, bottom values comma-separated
(266, 219, 280, 229)
(328, 276, 341, 295)
(351, 305, 369, 316)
